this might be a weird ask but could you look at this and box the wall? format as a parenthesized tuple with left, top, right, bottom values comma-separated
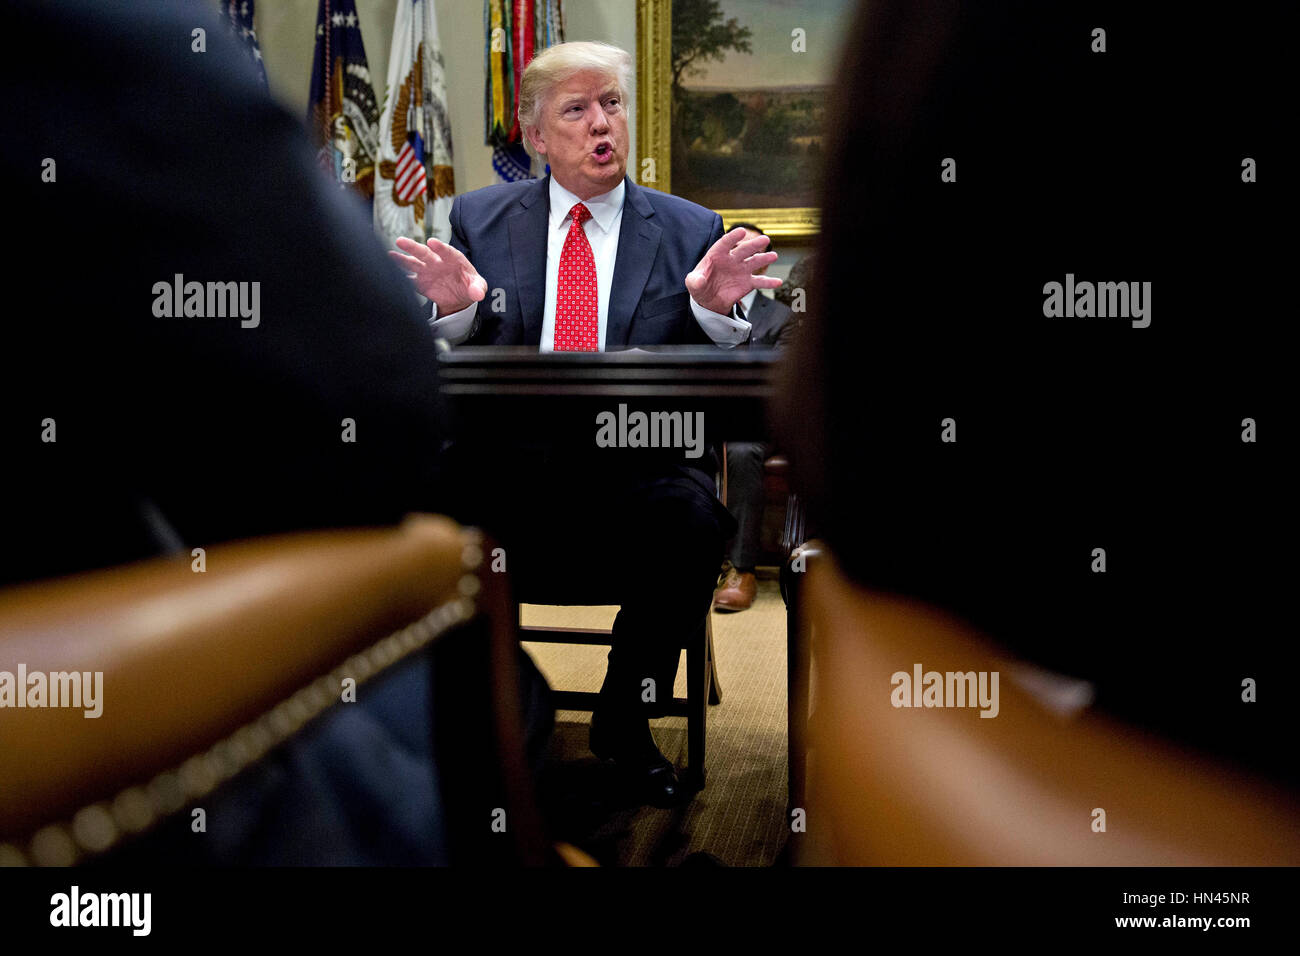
(251, 0, 634, 196)
(242, 1, 807, 278)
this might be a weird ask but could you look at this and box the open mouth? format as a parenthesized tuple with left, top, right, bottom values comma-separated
(592, 143, 613, 162)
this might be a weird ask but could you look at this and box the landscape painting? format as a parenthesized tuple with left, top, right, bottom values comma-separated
(665, 0, 855, 234)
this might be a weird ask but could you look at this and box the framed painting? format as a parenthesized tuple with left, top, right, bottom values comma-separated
(637, 0, 854, 239)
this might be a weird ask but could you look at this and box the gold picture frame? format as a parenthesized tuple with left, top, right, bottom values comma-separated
(635, 0, 822, 240)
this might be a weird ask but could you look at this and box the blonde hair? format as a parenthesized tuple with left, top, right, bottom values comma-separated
(518, 42, 633, 157)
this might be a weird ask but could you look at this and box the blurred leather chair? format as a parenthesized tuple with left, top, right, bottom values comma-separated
(0, 515, 550, 867)
(718, 445, 810, 809)
(717, 446, 813, 816)
(791, 546, 1300, 865)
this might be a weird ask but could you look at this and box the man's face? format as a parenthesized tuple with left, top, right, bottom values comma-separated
(526, 70, 628, 200)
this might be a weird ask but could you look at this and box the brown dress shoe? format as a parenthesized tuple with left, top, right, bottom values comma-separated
(714, 567, 758, 612)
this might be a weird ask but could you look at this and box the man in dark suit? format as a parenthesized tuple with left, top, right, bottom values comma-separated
(416, 172, 728, 348)
(390, 41, 781, 805)
(714, 224, 796, 611)
(741, 289, 798, 348)
(730, 224, 798, 350)
(392, 53, 776, 351)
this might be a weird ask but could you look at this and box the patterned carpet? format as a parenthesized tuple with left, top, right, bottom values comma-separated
(522, 570, 788, 867)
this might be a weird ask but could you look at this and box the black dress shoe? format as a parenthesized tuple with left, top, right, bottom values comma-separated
(590, 709, 683, 808)
(636, 760, 682, 809)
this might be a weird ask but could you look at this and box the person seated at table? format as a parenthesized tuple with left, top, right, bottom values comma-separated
(714, 224, 796, 612)
(389, 41, 781, 805)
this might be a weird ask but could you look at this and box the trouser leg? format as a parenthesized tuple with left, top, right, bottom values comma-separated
(724, 441, 768, 570)
(599, 470, 730, 721)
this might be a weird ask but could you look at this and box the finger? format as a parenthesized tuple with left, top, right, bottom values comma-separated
(467, 275, 488, 301)
(708, 228, 749, 258)
(430, 237, 474, 268)
(749, 275, 784, 290)
(387, 250, 425, 272)
(396, 237, 441, 266)
(730, 233, 772, 259)
(740, 251, 779, 270)
(684, 271, 704, 295)
(425, 237, 458, 258)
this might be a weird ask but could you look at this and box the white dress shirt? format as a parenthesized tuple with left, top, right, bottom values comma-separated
(428, 177, 752, 349)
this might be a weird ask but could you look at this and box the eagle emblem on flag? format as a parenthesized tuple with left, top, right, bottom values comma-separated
(307, 0, 380, 199)
(375, 0, 455, 246)
(379, 46, 454, 225)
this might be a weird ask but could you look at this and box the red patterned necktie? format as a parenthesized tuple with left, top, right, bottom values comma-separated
(554, 202, 599, 352)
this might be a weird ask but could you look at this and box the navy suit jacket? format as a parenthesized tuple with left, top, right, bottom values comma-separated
(447, 175, 725, 348)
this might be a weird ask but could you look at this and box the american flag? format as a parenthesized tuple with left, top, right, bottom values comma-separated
(393, 132, 428, 201)
(224, 0, 268, 91)
(374, 0, 455, 245)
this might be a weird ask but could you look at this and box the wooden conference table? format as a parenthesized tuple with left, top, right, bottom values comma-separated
(436, 344, 775, 444)
(435, 345, 809, 809)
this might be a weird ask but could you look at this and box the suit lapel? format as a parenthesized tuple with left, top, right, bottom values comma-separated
(746, 292, 772, 343)
(508, 176, 551, 346)
(606, 179, 661, 349)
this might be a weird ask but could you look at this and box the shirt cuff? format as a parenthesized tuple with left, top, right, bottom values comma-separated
(428, 300, 478, 346)
(689, 296, 752, 349)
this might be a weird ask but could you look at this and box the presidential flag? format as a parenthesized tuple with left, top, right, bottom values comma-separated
(375, 0, 456, 246)
(307, 0, 381, 199)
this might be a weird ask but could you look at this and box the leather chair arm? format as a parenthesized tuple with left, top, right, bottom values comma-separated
(801, 548, 1300, 865)
(0, 515, 480, 848)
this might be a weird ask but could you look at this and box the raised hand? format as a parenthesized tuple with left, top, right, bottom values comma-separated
(684, 228, 782, 316)
(388, 237, 488, 315)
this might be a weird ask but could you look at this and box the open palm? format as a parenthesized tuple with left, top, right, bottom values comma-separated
(685, 228, 782, 315)
(389, 237, 488, 315)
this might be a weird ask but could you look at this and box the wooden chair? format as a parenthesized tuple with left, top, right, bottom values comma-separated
(518, 590, 722, 791)
(0, 515, 550, 867)
(790, 546, 1300, 865)
(516, 448, 732, 793)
